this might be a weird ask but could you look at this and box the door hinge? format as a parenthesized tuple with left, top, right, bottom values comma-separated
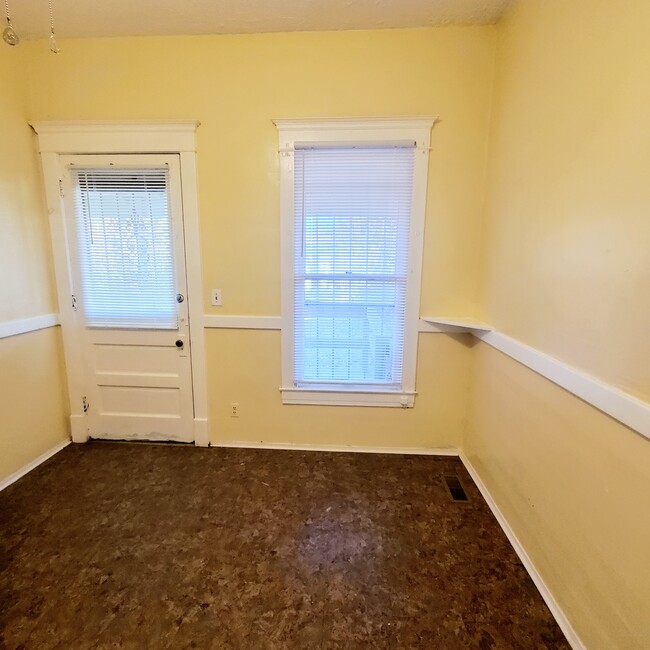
(59, 179, 64, 197)
(71, 294, 77, 311)
(82, 396, 89, 413)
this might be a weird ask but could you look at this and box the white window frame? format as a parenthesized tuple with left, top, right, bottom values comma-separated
(275, 118, 434, 407)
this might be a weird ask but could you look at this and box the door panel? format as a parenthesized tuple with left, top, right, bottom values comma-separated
(93, 344, 180, 376)
(62, 154, 194, 442)
(99, 388, 181, 416)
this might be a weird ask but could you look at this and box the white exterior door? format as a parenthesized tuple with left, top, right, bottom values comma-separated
(62, 154, 194, 442)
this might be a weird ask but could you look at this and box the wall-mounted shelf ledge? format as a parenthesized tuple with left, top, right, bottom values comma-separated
(421, 317, 494, 333)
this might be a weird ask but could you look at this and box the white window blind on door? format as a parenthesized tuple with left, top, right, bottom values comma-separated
(293, 146, 414, 389)
(72, 167, 178, 329)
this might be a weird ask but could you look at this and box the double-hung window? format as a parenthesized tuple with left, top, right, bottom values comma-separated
(277, 119, 433, 407)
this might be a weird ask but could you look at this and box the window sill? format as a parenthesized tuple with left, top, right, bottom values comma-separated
(280, 388, 415, 408)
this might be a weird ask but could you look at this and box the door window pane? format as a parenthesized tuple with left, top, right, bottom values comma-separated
(72, 167, 178, 329)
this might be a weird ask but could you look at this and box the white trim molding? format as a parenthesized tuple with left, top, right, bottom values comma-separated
(193, 418, 209, 448)
(0, 313, 59, 339)
(418, 318, 450, 333)
(0, 439, 71, 492)
(421, 316, 493, 333)
(200, 312, 648, 436)
(179, 150, 210, 447)
(204, 315, 449, 334)
(460, 452, 586, 650)
(0, 436, 581, 648)
(477, 330, 650, 440)
(280, 388, 416, 408)
(276, 117, 435, 408)
(32, 121, 209, 446)
(203, 315, 282, 330)
(30, 120, 200, 154)
(273, 116, 438, 139)
(215, 440, 457, 455)
(207, 439, 582, 648)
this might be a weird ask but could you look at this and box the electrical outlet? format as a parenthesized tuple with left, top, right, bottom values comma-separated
(230, 403, 240, 418)
(211, 289, 222, 306)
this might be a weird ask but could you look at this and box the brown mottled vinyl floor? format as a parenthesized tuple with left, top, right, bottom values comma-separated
(0, 443, 570, 649)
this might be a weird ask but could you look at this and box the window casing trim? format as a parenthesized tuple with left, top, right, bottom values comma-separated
(280, 388, 416, 408)
(276, 117, 435, 407)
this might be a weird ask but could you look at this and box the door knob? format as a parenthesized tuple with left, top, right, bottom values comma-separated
(175, 339, 184, 349)
(176, 293, 184, 303)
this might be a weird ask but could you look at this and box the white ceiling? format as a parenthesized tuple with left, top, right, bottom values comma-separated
(10, 0, 511, 40)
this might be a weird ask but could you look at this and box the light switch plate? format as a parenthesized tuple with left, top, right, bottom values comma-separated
(211, 289, 222, 306)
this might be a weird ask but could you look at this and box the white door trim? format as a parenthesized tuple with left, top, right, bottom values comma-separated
(179, 151, 209, 446)
(30, 120, 200, 153)
(32, 121, 209, 446)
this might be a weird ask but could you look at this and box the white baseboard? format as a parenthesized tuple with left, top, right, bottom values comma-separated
(70, 414, 89, 443)
(194, 418, 209, 447)
(0, 435, 580, 647)
(212, 440, 581, 647)
(213, 440, 460, 456)
(0, 438, 71, 492)
(459, 452, 585, 650)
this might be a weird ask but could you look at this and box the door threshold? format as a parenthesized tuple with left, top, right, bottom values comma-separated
(88, 438, 195, 447)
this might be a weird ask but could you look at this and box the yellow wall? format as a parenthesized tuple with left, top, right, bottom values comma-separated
(0, 48, 55, 319)
(466, 345, 650, 649)
(467, 1, 650, 647)
(0, 329, 69, 481)
(0, 46, 69, 484)
(25, 27, 497, 447)
(478, 0, 650, 399)
(4, 10, 648, 646)
(208, 331, 472, 447)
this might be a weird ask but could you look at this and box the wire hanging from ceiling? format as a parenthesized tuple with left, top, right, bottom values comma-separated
(48, 0, 60, 53)
(3, 0, 19, 45)
(2, 0, 60, 52)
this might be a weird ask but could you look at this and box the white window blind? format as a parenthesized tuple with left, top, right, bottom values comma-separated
(293, 146, 414, 389)
(72, 167, 178, 329)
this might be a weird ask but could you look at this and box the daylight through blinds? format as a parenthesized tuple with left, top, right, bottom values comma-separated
(72, 167, 178, 329)
(293, 146, 414, 388)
